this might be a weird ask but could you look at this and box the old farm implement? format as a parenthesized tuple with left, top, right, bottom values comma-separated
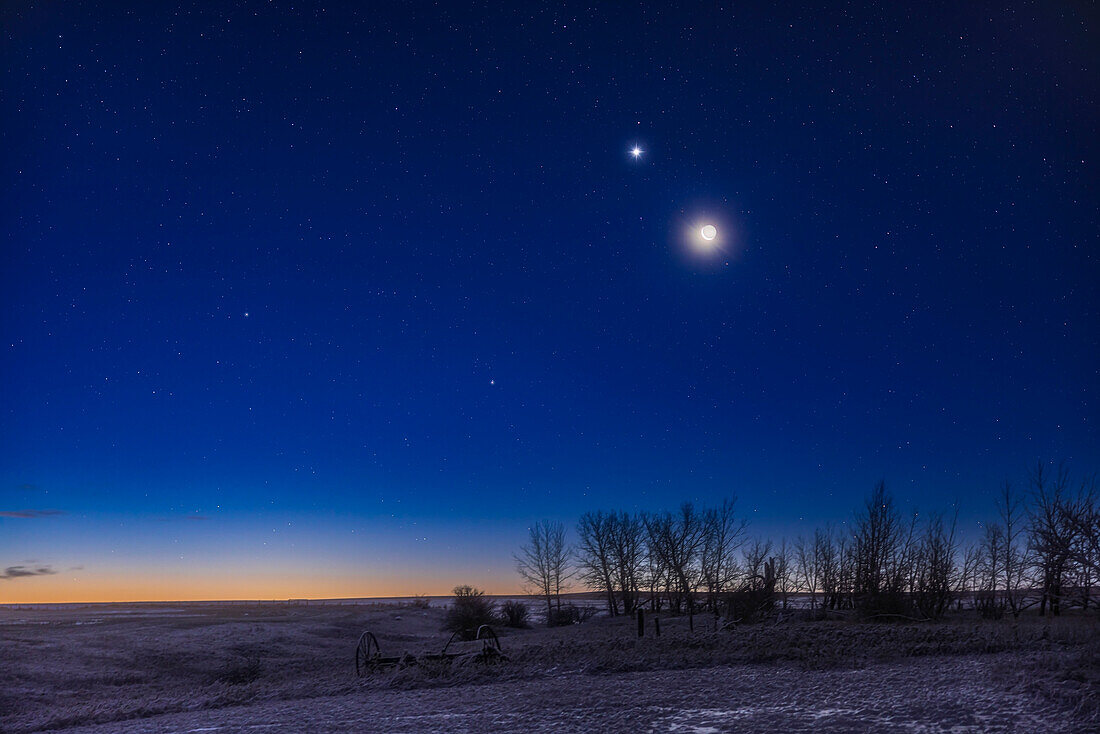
(354, 625, 505, 676)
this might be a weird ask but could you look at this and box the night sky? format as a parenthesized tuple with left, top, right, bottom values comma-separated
(2, 2, 1096, 602)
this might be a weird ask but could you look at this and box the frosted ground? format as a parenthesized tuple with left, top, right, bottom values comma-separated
(2, 599, 1096, 732)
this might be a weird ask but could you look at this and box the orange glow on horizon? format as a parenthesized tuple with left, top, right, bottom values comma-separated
(0, 570, 527, 605)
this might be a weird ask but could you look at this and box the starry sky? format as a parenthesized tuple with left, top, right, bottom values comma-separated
(2, 2, 1096, 602)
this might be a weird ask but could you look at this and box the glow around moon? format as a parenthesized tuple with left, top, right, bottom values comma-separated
(680, 214, 735, 261)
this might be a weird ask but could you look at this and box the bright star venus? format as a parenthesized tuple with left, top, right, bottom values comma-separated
(630, 145, 643, 159)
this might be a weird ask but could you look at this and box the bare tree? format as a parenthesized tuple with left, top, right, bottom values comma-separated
(897, 510, 922, 597)
(837, 530, 857, 609)
(516, 520, 571, 624)
(774, 539, 795, 610)
(1028, 463, 1075, 616)
(956, 540, 982, 611)
(995, 481, 1030, 617)
(576, 511, 618, 614)
(551, 462, 1099, 626)
(699, 498, 748, 612)
(913, 511, 959, 619)
(794, 532, 822, 610)
(852, 481, 906, 614)
(1061, 473, 1099, 610)
(645, 503, 706, 624)
(608, 512, 647, 615)
(741, 538, 773, 582)
(976, 521, 1006, 618)
(1072, 478, 1100, 584)
(576, 511, 647, 615)
(726, 538, 778, 622)
(817, 526, 847, 610)
(641, 536, 670, 612)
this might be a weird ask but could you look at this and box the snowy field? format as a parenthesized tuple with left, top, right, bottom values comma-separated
(2, 600, 1097, 732)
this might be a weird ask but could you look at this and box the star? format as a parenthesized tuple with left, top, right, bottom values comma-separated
(630, 145, 644, 159)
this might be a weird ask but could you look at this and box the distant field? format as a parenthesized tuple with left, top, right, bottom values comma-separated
(0, 591, 610, 612)
(2, 600, 1097, 732)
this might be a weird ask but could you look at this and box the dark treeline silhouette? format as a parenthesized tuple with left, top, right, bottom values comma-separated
(526, 462, 1098, 623)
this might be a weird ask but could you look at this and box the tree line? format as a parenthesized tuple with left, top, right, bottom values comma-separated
(515, 463, 1099, 625)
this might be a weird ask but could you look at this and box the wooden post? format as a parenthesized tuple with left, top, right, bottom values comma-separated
(637, 608, 645, 638)
(654, 617, 660, 637)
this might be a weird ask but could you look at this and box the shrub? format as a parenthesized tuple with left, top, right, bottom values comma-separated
(499, 600, 530, 628)
(409, 594, 432, 609)
(444, 585, 495, 637)
(975, 592, 1005, 620)
(855, 591, 913, 620)
(724, 589, 774, 624)
(547, 603, 595, 627)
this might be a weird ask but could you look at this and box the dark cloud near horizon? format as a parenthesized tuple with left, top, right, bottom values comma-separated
(0, 565, 58, 580)
(0, 509, 66, 519)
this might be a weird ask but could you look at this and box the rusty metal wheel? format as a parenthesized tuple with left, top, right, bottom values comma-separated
(475, 624, 501, 652)
(355, 631, 380, 677)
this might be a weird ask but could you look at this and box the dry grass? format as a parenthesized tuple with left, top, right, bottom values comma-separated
(0, 603, 397, 732)
(1, 602, 1096, 732)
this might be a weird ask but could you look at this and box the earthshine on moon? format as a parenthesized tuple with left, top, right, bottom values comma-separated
(701, 224, 717, 241)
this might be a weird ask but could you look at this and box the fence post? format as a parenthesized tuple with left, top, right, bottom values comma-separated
(654, 617, 660, 637)
(637, 608, 645, 638)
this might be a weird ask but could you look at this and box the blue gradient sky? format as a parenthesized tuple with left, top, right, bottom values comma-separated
(2, 2, 1096, 601)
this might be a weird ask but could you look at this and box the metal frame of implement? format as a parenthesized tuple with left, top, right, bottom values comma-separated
(355, 624, 505, 676)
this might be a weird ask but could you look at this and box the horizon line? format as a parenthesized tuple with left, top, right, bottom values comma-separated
(0, 591, 610, 607)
